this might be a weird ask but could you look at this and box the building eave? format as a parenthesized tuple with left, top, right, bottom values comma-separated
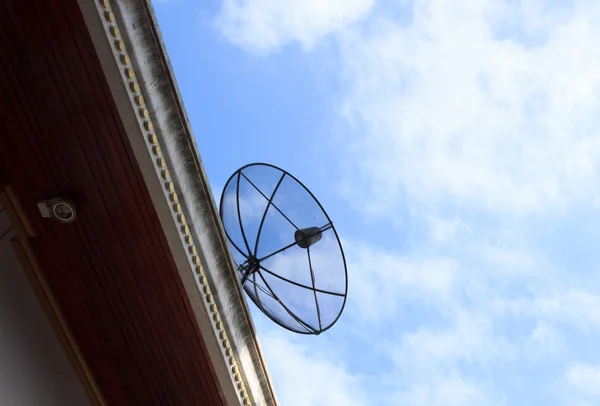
(76, 0, 278, 405)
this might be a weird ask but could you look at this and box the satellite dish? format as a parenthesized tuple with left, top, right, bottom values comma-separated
(219, 163, 348, 335)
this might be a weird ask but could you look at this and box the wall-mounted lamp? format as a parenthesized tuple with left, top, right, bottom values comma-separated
(38, 198, 77, 224)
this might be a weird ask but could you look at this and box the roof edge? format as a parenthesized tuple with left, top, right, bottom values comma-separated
(78, 0, 278, 405)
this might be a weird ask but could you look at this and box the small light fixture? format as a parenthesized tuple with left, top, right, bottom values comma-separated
(38, 198, 77, 224)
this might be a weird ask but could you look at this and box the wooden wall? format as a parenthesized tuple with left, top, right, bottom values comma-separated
(0, 1, 225, 404)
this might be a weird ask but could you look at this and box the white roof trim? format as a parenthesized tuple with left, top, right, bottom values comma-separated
(76, 0, 278, 405)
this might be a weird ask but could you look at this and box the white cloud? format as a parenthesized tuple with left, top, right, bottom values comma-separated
(337, 0, 600, 215)
(258, 331, 368, 406)
(395, 310, 515, 370)
(496, 289, 600, 329)
(215, 0, 374, 53)
(567, 363, 600, 399)
(526, 323, 566, 358)
(393, 374, 502, 406)
(345, 240, 458, 321)
(427, 215, 473, 244)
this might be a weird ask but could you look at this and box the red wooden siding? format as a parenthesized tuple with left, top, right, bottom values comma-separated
(0, 0, 225, 404)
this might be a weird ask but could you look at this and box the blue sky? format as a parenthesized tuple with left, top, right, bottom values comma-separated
(154, 1, 600, 405)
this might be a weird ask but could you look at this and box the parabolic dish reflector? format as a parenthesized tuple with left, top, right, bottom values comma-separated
(219, 163, 348, 335)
